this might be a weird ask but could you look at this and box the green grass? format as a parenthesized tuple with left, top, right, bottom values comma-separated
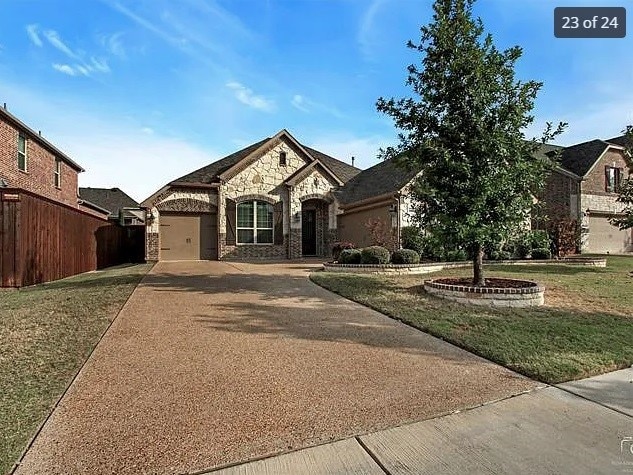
(0, 263, 152, 475)
(311, 255, 633, 385)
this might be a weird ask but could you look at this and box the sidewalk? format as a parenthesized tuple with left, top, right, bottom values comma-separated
(207, 368, 633, 475)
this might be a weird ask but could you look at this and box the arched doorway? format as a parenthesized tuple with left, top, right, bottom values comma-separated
(301, 198, 329, 257)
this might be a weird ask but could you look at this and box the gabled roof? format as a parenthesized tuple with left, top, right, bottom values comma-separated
(0, 106, 84, 172)
(167, 130, 360, 186)
(336, 157, 419, 206)
(171, 138, 270, 185)
(302, 146, 361, 183)
(606, 134, 631, 149)
(79, 187, 140, 217)
(558, 139, 616, 177)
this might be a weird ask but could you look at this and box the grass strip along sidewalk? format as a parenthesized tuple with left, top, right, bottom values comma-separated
(311, 256, 633, 384)
(0, 263, 152, 474)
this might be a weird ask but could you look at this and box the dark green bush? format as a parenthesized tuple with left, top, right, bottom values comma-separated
(401, 226, 425, 255)
(332, 241, 355, 261)
(531, 248, 552, 260)
(338, 248, 361, 264)
(488, 249, 512, 261)
(360, 246, 390, 264)
(444, 249, 468, 262)
(391, 249, 421, 264)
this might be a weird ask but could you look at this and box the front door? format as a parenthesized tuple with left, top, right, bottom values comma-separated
(301, 209, 317, 256)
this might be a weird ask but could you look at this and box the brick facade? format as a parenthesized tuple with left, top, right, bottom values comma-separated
(0, 114, 81, 207)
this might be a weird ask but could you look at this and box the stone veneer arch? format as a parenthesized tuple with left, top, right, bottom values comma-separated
(233, 194, 280, 204)
(156, 198, 215, 213)
(299, 193, 332, 203)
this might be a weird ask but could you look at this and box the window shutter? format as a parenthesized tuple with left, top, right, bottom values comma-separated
(605, 166, 609, 192)
(226, 199, 236, 245)
(274, 201, 284, 245)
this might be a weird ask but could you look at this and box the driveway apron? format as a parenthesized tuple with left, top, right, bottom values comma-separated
(15, 261, 537, 475)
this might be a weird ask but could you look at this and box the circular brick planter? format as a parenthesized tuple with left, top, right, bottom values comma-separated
(424, 278, 545, 308)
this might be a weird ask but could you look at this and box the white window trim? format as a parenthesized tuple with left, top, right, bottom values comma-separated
(236, 200, 274, 245)
(54, 158, 62, 188)
(17, 133, 27, 172)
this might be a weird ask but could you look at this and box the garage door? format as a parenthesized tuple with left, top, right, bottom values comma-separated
(585, 215, 632, 254)
(160, 212, 217, 260)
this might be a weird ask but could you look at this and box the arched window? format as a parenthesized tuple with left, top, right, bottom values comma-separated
(236, 200, 274, 244)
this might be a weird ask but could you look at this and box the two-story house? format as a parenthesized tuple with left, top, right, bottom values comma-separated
(0, 105, 84, 207)
(540, 136, 632, 254)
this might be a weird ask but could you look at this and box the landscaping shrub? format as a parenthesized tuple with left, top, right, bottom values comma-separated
(338, 248, 361, 264)
(360, 246, 390, 264)
(401, 226, 425, 255)
(332, 241, 355, 261)
(531, 248, 552, 260)
(488, 249, 512, 261)
(391, 249, 421, 264)
(444, 249, 468, 262)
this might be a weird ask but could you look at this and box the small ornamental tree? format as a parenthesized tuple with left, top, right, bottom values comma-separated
(610, 125, 633, 230)
(377, 0, 566, 285)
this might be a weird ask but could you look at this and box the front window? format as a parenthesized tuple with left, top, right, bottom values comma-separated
(605, 166, 622, 193)
(17, 134, 27, 171)
(237, 200, 273, 244)
(54, 158, 62, 188)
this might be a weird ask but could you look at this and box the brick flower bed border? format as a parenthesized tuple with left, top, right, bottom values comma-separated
(321, 256, 606, 275)
(423, 278, 545, 308)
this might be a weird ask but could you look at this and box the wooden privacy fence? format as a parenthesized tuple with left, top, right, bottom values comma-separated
(0, 189, 145, 288)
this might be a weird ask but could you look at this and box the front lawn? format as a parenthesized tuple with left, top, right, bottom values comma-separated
(311, 256, 633, 384)
(0, 263, 152, 475)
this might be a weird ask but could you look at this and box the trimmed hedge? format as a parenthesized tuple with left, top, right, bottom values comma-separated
(332, 241, 355, 261)
(391, 249, 421, 264)
(360, 246, 390, 264)
(338, 248, 362, 264)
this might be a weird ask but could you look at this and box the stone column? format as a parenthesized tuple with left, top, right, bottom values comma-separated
(288, 186, 302, 259)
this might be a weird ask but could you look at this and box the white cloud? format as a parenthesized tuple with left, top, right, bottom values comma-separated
(142, 127, 154, 135)
(102, 32, 126, 58)
(226, 82, 275, 112)
(90, 57, 110, 73)
(43, 29, 81, 60)
(52, 64, 77, 76)
(26, 24, 43, 47)
(357, 0, 387, 60)
(291, 94, 344, 118)
(291, 95, 309, 113)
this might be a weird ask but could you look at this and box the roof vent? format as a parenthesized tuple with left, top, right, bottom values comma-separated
(351, 156, 355, 167)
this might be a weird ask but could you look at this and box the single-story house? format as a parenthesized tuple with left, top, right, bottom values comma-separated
(141, 129, 416, 261)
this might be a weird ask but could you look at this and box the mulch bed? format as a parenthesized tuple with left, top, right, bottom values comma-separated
(434, 277, 538, 289)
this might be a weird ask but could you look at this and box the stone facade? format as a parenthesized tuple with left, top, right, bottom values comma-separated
(145, 136, 340, 260)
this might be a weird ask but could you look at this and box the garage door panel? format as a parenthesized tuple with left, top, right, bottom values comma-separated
(586, 216, 632, 254)
(160, 213, 217, 260)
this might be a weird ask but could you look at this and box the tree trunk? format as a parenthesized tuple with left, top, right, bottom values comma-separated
(473, 242, 485, 286)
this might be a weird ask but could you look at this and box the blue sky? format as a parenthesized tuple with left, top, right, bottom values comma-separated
(0, 0, 632, 202)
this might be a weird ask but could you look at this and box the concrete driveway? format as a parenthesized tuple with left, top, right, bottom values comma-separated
(15, 261, 537, 475)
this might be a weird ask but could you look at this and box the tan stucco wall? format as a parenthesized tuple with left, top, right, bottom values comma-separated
(338, 202, 394, 248)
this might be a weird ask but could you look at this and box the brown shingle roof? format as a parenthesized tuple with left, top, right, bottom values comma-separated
(79, 187, 140, 216)
(170, 137, 361, 185)
(336, 157, 419, 205)
(558, 139, 611, 177)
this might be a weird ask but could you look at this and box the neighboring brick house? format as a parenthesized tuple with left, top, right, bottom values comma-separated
(0, 105, 84, 207)
(79, 187, 145, 225)
(142, 129, 361, 260)
(539, 137, 632, 253)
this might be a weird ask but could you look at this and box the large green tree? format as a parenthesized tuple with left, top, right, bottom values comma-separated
(611, 125, 633, 230)
(377, 0, 565, 285)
